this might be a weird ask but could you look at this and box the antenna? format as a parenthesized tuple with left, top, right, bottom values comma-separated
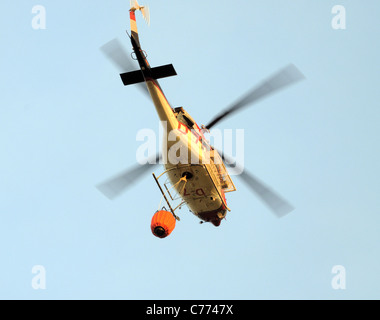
(130, 0, 150, 26)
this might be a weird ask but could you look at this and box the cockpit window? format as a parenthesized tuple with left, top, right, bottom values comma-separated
(175, 107, 196, 130)
(182, 115, 194, 128)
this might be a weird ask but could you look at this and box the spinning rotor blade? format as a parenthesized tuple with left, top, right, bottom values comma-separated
(220, 152, 294, 217)
(97, 153, 161, 199)
(100, 38, 149, 96)
(206, 64, 305, 129)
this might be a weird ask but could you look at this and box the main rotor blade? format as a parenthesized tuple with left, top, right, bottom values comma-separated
(221, 152, 294, 217)
(206, 64, 305, 129)
(100, 38, 149, 96)
(97, 153, 161, 200)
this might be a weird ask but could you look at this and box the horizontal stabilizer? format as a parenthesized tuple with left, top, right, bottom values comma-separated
(120, 64, 177, 86)
(120, 69, 144, 86)
(151, 64, 177, 80)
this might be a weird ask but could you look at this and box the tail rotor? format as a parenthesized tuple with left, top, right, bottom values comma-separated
(130, 0, 150, 25)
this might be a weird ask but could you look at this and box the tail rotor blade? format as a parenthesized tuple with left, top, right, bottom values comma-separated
(141, 6, 150, 26)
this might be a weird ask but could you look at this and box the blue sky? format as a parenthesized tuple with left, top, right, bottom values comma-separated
(1, 0, 379, 299)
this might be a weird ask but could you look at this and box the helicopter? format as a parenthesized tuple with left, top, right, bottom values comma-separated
(97, 1, 305, 238)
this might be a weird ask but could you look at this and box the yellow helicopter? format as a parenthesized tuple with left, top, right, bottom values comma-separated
(98, 1, 304, 238)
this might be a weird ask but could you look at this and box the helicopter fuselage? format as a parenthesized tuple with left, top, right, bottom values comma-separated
(100, 3, 299, 234)
(120, 7, 236, 226)
(146, 78, 235, 226)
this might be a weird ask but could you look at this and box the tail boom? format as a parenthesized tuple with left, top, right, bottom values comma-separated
(123, 4, 177, 85)
(124, 2, 178, 131)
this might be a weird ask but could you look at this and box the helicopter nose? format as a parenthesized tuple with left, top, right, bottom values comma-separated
(211, 219, 221, 227)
